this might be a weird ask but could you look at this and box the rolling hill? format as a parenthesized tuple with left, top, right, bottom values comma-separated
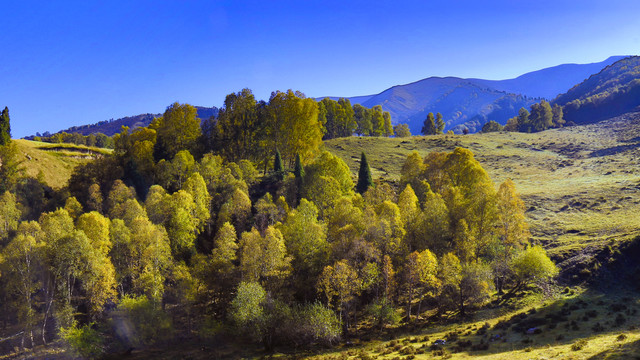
(553, 56, 640, 124)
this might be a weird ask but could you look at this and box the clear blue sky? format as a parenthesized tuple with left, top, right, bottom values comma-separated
(2, 0, 639, 138)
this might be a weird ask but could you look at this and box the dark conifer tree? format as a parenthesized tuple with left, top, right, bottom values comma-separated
(435, 112, 445, 134)
(0, 107, 11, 146)
(356, 152, 373, 194)
(274, 149, 284, 180)
(294, 153, 304, 179)
(421, 112, 437, 135)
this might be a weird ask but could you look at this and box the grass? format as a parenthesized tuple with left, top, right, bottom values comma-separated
(325, 112, 640, 263)
(13, 139, 111, 189)
(307, 289, 640, 360)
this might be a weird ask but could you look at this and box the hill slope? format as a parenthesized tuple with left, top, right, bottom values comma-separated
(13, 139, 111, 188)
(554, 56, 640, 124)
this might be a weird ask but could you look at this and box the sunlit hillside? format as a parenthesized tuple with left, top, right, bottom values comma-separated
(13, 139, 112, 189)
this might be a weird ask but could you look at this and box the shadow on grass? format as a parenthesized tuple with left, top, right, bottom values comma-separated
(435, 289, 640, 358)
(586, 337, 640, 359)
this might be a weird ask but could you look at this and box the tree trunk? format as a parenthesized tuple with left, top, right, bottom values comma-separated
(459, 288, 465, 317)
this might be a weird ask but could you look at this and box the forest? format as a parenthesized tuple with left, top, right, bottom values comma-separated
(0, 90, 558, 358)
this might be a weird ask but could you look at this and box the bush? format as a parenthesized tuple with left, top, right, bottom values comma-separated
(294, 302, 342, 345)
(368, 298, 402, 328)
(399, 345, 416, 355)
(617, 333, 627, 341)
(571, 339, 588, 351)
(60, 323, 104, 359)
(115, 295, 173, 346)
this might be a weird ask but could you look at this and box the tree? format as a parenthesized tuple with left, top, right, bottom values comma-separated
(1, 232, 42, 348)
(421, 112, 437, 135)
(212, 221, 238, 268)
(393, 123, 411, 137)
(509, 246, 558, 294)
(294, 153, 304, 179)
(481, 121, 503, 133)
(370, 106, 385, 136)
(214, 89, 262, 162)
(86, 183, 104, 213)
(279, 199, 328, 299)
(181, 172, 211, 233)
(356, 152, 373, 194)
(0, 141, 23, 193)
(153, 102, 201, 160)
(239, 226, 290, 287)
(0, 106, 11, 146)
(353, 104, 373, 136)
(383, 111, 393, 137)
(516, 107, 531, 132)
(268, 90, 323, 166)
(496, 179, 530, 250)
(435, 112, 445, 134)
(317, 260, 360, 330)
(552, 104, 565, 128)
(273, 149, 284, 180)
(528, 100, 553, 132)
(229, 281, 267, 341)
(437, 253, 492, 315)
(0, 191, 21, 241)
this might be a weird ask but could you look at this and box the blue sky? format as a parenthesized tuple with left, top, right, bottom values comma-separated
(2, 0, 639, 137)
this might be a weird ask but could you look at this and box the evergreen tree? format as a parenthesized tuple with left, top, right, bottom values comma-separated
(356, 152, 373, 194)
(274, 149, 284, 180)
(0, 107, 11, 146)
(421, 112, 437, 135)
(435, 112, 445, 134)
(294, 153, 304, 179)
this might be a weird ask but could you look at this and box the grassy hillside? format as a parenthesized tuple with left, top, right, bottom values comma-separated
(13, 139, 112, 189)
(325, 112, 640, 264)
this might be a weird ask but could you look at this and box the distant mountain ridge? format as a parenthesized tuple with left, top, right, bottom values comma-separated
(323, 56, 627, 134)
(36, 106, 218, 138)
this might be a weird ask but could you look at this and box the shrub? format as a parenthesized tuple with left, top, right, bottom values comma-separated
(471, 342, 490, 351)
(617, 334, 627, 341)
(115, 295, 172, 346)
(592, 322, 605, 332)
(294, 302, 342, 345)
(368, 299, 401, 328)
(399, 345, 416, 355)
(571, 339, 588, 351)
(60, 323, 104, 358)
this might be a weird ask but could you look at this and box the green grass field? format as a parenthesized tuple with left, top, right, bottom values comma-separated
(13, 139, 111, 189)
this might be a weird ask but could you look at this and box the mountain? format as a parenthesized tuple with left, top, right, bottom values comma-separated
(553, 56, 640, 124)
(38, 106, 218, 137)
(327, 56, 627, 134)
(471, 56, 626, 99)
